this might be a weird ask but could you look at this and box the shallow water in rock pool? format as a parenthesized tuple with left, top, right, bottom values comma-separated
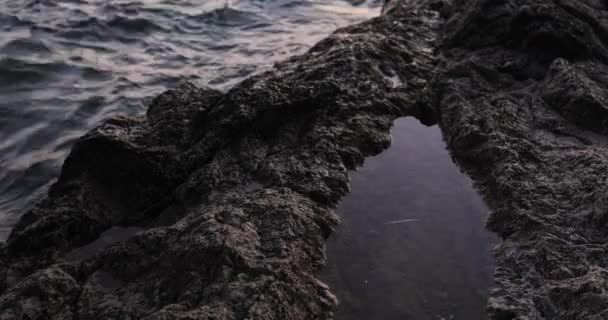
(0, 0, 381, 240)
(321, 117, 496, 320)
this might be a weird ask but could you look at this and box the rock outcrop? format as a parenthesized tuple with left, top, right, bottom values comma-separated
(0, 1, 439, 319)
(433, 1, 608, 319)
(3, 0, 608, 319)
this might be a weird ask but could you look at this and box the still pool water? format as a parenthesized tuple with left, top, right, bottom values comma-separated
(322, 117, 496, 320)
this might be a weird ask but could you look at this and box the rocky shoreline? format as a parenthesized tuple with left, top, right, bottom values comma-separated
(435, 1, 608, 318)
(2, 0, 608, 319)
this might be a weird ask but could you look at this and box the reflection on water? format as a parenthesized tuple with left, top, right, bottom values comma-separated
(0, 0, 380, 240)
(322, 117, 495, 320)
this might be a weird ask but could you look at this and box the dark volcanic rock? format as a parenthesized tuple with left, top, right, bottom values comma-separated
(4, 0, 608, 319)
(541, 59, 608, 135)
(432, 0, 608, 319)
(0, 1, 440, 319)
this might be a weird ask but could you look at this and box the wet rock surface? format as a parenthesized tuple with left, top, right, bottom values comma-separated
(2, 0, 608, 319)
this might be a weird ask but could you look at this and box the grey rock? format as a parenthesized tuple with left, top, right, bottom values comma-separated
(0, 1, 440, 319)
(432, 0, 608, 319)
(4, 0, 608, 319)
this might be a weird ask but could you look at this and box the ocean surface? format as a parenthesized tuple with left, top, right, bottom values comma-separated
(322, 117, 496, 320)
(0, 0, 381, 240)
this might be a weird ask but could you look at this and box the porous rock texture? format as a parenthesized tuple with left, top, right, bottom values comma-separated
(0, 1, 439, 319)
(433, 1, 608, 319)
(3, 0, 608, 319)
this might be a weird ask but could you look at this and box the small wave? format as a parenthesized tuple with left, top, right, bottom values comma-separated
(107, 16, 168, 34)
(0, 13, 32, 29)
(100, 2, 142, 16)
(277, 0, 313, 9)
(59, 15, 167, 42)
(23, 0, 59, 9)
(0, 58, 48, 86)
(58, 17, 113, 41)
(73, 95, 106, 120)
(191, 8, 266, 27)
(0, 38, 52, 56)
(0, 58, 112, 86)
(240, 22, 273, 31)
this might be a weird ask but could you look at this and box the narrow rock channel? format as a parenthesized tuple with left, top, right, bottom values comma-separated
(322, 117, 495, 320)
